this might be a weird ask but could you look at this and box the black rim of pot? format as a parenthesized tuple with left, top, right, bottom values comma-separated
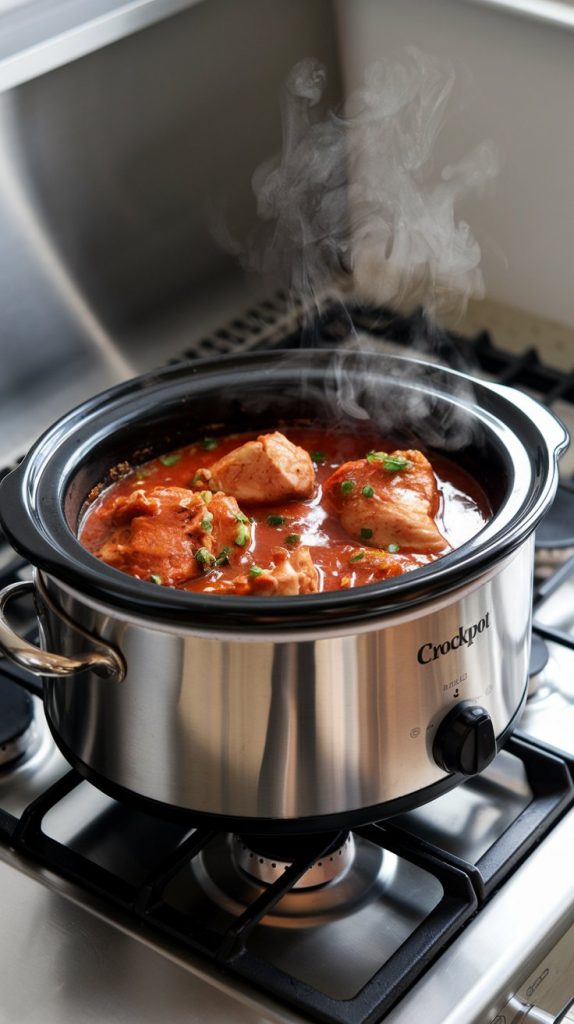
(0, 349, 567, 632)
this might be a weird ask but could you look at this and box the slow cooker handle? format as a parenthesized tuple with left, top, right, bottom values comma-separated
(485, 380, 570, 456)
(0, 580, 124, 681)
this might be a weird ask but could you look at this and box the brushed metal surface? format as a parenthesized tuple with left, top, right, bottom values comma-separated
(0, 854, 294, 1024)
(37, 541, 533, 820)
(384, 809, 574, 1024)
(0, 1, 205, 93)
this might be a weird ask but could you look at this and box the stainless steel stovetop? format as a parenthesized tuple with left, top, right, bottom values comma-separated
(1, 297, 574, 1024)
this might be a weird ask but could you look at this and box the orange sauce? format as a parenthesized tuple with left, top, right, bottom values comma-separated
(79, 427, 491, 593)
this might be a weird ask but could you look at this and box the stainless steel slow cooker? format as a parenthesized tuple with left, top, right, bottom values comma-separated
(0, 350, 567, 832)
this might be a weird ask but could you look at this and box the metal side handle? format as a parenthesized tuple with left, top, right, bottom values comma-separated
(0, 579, 124, 680)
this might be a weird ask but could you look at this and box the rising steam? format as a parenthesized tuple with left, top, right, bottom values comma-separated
(242, 49, 498, 319)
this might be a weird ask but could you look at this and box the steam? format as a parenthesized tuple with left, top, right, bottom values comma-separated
(243, 48, 498, 320)
(218, 49, 501, 452)
(308, 345, 481, 451)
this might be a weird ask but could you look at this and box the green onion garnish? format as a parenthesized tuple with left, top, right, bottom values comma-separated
(340, 480, 356, 496)
(360, 527, 373, 540)
(202, 437, 218, 451)
(367, 452, 410, 471)
(285, 533, 301, 545)
(215, 547, 231, 566)
(388, 543, 401, 553)
(311, 451, 326, 464)
(267, 514, 287, 527)
(235, 511, 249, 523)
(149, 573, 163, 584)
(160, 452, 182, 467)
(350, 551, 365, 563)
(200, 516, 213, 533)
(249, 565, 264, 578)
(234, 522, 250, 547)
(195, 547, 216, 567)
(362, 485, 375, 498)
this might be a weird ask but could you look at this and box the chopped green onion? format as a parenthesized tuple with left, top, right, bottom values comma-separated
(267, 514, 287, 527)
(234, 511, 249, 523)
(202, 437, 218, 451)
(311, 451, 326, 464)
(200, 516, 213, 533)
(285, 533, 301, 545)
(234, 522, 250, 547)
(195, 547, 216, 567)
(367, 451, 410, 471)
(249, 565, 264, 578)
(350, 551, 365, 563)
(340, 480, 356, 496)
(149, 573, 163, 584)
(362, 485, 375, 498)
(215, 547, 231, 566)
(160, 452, 182, 467)
(388, 543, 401, 553)
(191, 473, 204, 486)
(200, 491, 212, 504)
(360, 527, 373, 540)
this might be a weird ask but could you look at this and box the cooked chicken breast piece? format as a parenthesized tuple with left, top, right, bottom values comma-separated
(198, 431, 315, 504)
(95, 486, 251, 585)
(323, 449, 448, 554)
(232, 546, 319, 596)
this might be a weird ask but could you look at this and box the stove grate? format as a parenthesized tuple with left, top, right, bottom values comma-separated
(389, 734, 574, 902)
(2, 733, 571, 1023)
(0, 767, 478, 1024)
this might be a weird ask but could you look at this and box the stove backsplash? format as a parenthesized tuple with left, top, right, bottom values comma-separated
(0, 0, 573, 468)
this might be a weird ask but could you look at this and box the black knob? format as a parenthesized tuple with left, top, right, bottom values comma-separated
(433, 700, 497, 776)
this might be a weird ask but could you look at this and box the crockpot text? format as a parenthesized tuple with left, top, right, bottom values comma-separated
(417, 613, 491, 665)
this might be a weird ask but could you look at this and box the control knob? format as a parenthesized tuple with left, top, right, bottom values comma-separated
(432, 699, 497, 776)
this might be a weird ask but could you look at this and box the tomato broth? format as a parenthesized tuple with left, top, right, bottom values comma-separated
(79, 427, 491, 594)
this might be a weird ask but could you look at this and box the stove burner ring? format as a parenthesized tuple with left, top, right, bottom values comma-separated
(190, 831, 392, 927)
(0, 674, 38, 769)
(233, 832, 355, 889)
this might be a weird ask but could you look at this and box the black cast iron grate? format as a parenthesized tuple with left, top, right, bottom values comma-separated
(177, 295, 574, 407)
(0, 733, 572, 1024)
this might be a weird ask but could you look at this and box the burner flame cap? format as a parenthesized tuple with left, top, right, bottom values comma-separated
(232, 833, 355, 889)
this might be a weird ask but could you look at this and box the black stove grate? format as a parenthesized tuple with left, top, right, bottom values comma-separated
(0, 768, 478, 1024)
(180, 296, 574, 409)
(388, 734, 574, 902)
(0, 732, 572, 1024)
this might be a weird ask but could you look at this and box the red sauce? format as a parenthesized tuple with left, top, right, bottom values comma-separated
(79, 427, 491, 594)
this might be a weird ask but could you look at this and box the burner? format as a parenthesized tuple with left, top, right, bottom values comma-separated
(233, 832, 354, 889)
(535, 484, 574, 549)
(535, 484, 574, 578)
(187, 831, 395, 928)
(0, 673, 37, 769)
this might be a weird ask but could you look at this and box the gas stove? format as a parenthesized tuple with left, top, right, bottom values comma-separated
(1, 299, 574, 1024)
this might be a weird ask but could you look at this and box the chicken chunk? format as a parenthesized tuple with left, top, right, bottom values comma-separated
(323, 449, 448, 554)
(231, 546, 319, 596)
(95, 486, 251, 585)
(197, 431, 315, 504)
